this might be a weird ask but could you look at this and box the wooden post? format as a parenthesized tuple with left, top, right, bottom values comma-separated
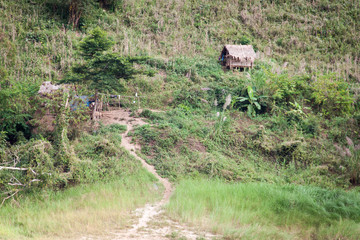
(92, 90, 98, 120)
(118, 95, 121, 109)
(138, 94, 140, 110)
(135, 92, 140, 110)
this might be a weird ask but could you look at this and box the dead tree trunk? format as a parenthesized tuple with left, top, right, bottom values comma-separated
(68, 0, 83, 28)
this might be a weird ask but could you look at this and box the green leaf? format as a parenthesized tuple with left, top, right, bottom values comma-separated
(247, 86, 254, 99)
(238, 97, 248, 102)
(247, 105, 254, 118)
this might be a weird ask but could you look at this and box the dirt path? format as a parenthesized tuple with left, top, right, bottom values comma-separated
(85, 109, 220, 240)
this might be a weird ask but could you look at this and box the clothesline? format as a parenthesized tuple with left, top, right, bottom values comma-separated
(96, 92, 143, 110)
(98, 93, 145, 98)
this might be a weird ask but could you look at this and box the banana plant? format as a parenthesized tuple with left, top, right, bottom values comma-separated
(236, 86, 267, 118)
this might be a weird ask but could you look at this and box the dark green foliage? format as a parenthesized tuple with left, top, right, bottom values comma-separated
(297, 115, 319, 136)
(0, 122, 132, 200)
(79, 27, 114, 59)
(44, 0, 103, 28)
(0, 81, 38, 143)
(62, 28, 137, 95)
(240, 36, 251, 45)
(234, 86, 267, 118)
(97, 0, 122, 11)
(66, 53, 135, 93)
(140, 109, 164, 121)
(310, 74, 354, 116)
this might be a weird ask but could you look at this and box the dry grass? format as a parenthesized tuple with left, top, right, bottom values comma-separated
(0, 172, 162, 240)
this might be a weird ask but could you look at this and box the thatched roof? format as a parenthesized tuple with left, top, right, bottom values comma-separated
(38, 81, 60, 95)
(222, 45, 256, 62)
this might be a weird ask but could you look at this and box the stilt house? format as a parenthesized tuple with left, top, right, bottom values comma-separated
(219, 45, 256, 70)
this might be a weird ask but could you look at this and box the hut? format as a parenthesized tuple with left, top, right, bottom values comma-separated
(219, 45, 256, 70)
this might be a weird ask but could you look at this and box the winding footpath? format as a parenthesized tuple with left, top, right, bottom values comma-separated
(87, 109, 220, 240)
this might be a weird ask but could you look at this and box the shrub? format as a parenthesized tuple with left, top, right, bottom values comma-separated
(140, 109, 164, 121)
(267, 71, 311, 105)
(234, 86, 268, 117)
(310, 74, 354, 116)
(334, 137, 360, 185)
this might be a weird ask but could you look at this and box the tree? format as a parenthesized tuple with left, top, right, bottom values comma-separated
(79, 27, 114, 59)
(46, 0, 88, 28)
(46, 0, 121, 28)
(0, 80, 37, 143)
(62, 28, 137, 119)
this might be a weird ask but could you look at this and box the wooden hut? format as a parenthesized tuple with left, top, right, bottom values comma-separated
(219, 45, 256, 70)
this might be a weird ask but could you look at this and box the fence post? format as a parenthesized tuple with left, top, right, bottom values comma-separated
(136, 92, 140, 109)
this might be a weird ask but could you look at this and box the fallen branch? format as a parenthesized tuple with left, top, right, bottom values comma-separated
(29, 168, 38, 175)
(29, 179, 41, 183)
(9, 175, 23, 186)
(1, 189, 20, 206)
(8, 183, 23, 186)
(0, 166, 28, 171)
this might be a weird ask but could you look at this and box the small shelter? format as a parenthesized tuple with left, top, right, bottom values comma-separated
(219, 45, 256, 70)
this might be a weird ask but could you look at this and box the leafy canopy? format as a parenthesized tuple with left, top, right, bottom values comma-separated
(62, 28, 136, 93)
(79, 27, 114, 59)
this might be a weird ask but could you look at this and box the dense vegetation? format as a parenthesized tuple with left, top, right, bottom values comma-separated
(0, 0, 360, 239)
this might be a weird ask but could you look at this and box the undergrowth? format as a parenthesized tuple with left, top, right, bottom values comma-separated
(0, 123, 135, 203)
(0, 122, 160, 239)
(0, 0, 359, 238)
(134, 107, 359, 189)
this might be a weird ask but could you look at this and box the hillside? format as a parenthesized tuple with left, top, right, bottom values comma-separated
(1, 0, 360, 239)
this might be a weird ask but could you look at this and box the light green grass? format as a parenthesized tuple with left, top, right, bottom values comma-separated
(0, 170, 162, 240)
(167, 178, 360, 240)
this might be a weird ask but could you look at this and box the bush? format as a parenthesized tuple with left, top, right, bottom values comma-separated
(310, 74, 354, 116)
(334, 137, 360, 185)
(139, 109, 164, 121)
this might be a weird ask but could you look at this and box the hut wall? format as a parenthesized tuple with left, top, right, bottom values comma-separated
(231, 61, 253, 68)
(225, 59, 253, 69)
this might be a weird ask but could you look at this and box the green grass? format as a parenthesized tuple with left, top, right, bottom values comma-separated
(167, 178, 360, 240)
(133, 108, 355, 188)
(0, 123, 162, 239)
(0, 170, 162, 240)
(0, 1, 359, 238)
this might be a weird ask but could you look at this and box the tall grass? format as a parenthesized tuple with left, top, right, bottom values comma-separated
(167, 179, 360, 240)
(1, 0, 359, 86)
(0, 170, 161, 240)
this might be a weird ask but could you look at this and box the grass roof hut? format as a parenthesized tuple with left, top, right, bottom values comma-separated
(219, 45, 256, 70)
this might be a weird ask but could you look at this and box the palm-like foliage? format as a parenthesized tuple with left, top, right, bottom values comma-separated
(236, 86, 267, 118)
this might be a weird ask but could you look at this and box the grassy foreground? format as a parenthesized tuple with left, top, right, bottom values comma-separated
(0, 170, 161, 240)
(167, 179, 360, 240)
